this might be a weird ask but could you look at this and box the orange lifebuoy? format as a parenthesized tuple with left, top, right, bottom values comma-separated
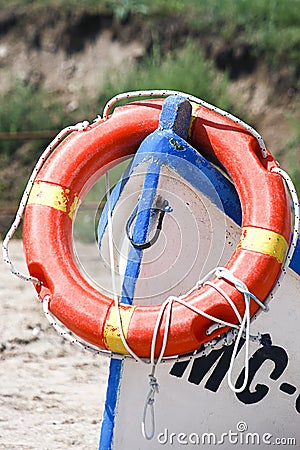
(23, 98, 291, 358)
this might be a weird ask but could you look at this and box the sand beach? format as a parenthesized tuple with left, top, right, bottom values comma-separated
(0, 239, 109, 449)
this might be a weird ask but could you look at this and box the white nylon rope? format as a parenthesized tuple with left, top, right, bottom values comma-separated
(139, 267, 268, 439)
(102, 89, 268, 158)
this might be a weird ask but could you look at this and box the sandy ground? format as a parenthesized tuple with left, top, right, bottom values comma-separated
(0, 240, 110, 450)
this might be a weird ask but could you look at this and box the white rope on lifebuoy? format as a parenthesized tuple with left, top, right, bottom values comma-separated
(102, 89, 269, 158)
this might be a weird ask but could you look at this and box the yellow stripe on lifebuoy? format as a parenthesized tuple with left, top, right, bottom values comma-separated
(238, 226, 289, 264)
(103, 305, 136, 354)
(28, 181, 79, 219)
(188, 101, 200, 137)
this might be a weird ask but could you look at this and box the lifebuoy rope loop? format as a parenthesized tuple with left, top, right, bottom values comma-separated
(3, 94, 298, 364)
(3, 91, 299, 441)
(102, 89, 269, 159)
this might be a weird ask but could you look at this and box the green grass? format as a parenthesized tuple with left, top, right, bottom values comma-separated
(0, 80, 62, 156)
(98, 41, 233, 113)
(0, 78, 99, 205)
(278, 115, 300, 192)
(182, 0, 300, 79)
(0, 80, 61, 204)
(2, 0, 300, 77)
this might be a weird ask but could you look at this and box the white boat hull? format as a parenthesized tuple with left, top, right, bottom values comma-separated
(112, 266, 299, 449)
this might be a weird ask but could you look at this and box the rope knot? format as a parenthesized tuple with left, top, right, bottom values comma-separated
(141, 374, 160, 440)
(148, 374, 159, 397)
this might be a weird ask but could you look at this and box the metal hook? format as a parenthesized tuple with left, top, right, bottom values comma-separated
(126, 197, 172, 250)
